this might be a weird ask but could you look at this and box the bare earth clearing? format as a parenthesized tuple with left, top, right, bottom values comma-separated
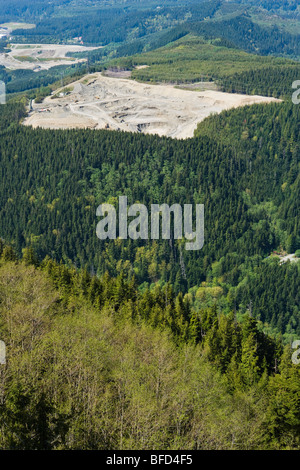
(0, 44, 101, 71)
(23, 72, 280, 139)
(0, 22, 36, 31)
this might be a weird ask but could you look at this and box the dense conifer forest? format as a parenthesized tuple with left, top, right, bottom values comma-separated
(0, 99, 298, 342)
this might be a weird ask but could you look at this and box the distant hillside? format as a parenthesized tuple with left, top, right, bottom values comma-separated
(232, 0, 299, 15)
(108, 35, 300, 98)
(4, 1, 299, 58)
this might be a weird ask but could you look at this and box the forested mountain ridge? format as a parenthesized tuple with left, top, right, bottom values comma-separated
(2, 0, 299, 59)
(231, 0, 299, 15)
(186, 15, 300, 58)
(110, 35, 300, 98)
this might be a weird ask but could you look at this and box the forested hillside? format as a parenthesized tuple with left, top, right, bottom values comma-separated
(219, 65, 300, 98)
(0, 99, 298, 340)
(0, 64, 83, 95)
(3, 1, 299, 60)
(9, 0, 222, 45)
(112, 35, 300, 98)
(1, 1, 299, 99)
(186, 15, 300, 58)
(0, 249, 299, 449)
(233, 0, 299, 15)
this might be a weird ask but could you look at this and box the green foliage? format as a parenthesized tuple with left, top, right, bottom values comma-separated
(107, 34, 299, 100)
(187, 15, 300, 59)
(9, 1, 221, 46)
(0, 63, 85, 96)
(0, 97, 298, 338)
(0, 254, 296, 449)
(219, 65, 300, 99)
